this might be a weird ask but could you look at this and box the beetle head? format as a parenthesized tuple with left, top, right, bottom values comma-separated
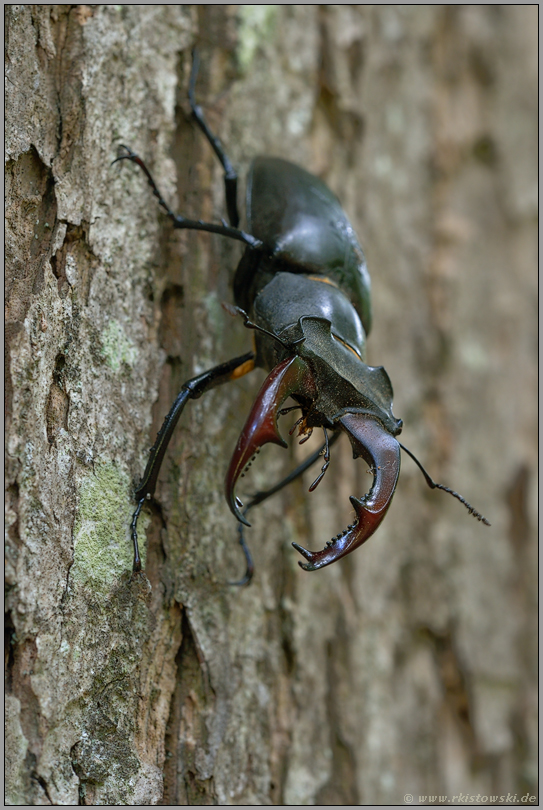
(225, 313, 403, 570)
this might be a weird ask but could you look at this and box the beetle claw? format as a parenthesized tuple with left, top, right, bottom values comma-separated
(225, 362, 401, 573)
(291, 542, 318, 571)
(291, 413, 401, 571)
(225, 356, 317, 523)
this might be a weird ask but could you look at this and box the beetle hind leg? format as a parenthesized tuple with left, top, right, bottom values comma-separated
(113, 145, 261, 250)
(189, 48, 239, 227)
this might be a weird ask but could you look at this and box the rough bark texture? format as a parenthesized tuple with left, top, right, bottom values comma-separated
(5, 5, 537, 806)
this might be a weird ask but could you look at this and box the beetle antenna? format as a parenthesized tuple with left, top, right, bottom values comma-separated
(399, 443, 490, 526)
(222, 302, 290, 349)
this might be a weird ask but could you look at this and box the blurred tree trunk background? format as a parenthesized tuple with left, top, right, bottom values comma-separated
(5, 5, 537, 806)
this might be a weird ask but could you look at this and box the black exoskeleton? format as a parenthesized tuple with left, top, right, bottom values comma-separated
(114, 51, 489, 584)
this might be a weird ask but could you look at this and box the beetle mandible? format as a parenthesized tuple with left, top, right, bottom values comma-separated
(114, 51, 489, 584)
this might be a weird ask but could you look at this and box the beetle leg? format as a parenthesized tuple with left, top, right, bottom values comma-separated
(131, 351, 255, 573)
(113, 146, 263, 251)
(292, 413, 401, 571)
(188, 48, 239, 228)
(130, 498, 145, 573)
(225, 356, 318, 525)
(228, 518, 255, 588)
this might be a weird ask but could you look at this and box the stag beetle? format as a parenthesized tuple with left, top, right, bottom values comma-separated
(114, 51, 489, 584)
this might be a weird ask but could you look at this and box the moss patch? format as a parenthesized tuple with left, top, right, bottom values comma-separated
(72, 461, 146, 589)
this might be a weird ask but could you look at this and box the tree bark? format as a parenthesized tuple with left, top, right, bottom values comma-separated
(5, 5, 537, 806)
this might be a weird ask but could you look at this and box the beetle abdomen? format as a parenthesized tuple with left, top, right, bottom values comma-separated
(245, 157, 372, 334)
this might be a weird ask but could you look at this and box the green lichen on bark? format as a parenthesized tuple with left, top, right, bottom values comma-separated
(72, 460, 145, 587)
(100, 320, 138, 373)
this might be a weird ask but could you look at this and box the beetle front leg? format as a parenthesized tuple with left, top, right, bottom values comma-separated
(131, 351, 255, 573)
